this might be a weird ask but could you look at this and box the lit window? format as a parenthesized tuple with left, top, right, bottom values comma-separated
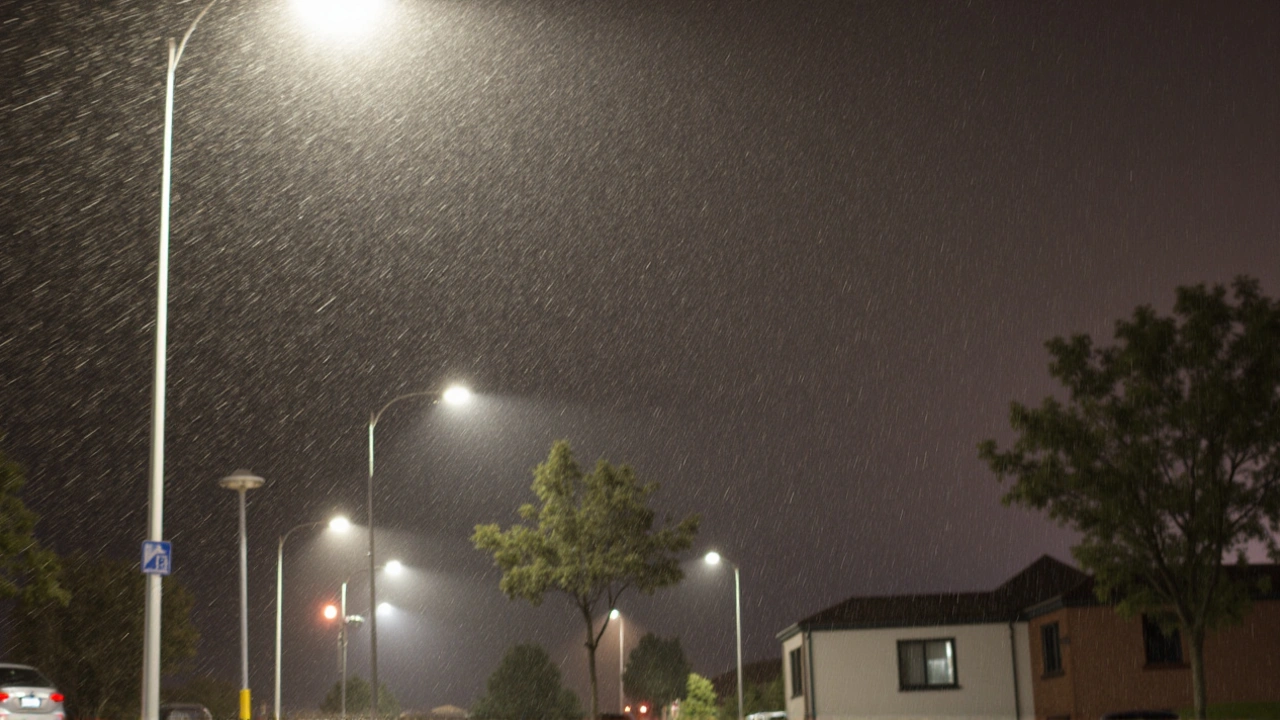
(897, 639, 957, 690)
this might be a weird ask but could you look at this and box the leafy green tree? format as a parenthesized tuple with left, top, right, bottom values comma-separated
(11, 552, 199, 720)
(622, 634, 689, 713)
(680, 674, 717, 720)
(473, 441, 700, 720)
(717, 676, 783, 720)
(980, 277, 1280, 720)
(470, 643, 582, 720)
(163, 675, 239, 720)
(0, 449, 67, 606)
(320, 675, 398, 718)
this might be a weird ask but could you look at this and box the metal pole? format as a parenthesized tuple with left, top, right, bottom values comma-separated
(367, 418, 379, 718)
(734, 566, 743, 720)
(238, 488, 251, 720)
(618, 615, 625, 713)
(341, 582, 348, 720)
(275, 536, 284, 720)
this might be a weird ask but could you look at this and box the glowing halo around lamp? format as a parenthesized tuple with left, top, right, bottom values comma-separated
(291, 0, 387, 36)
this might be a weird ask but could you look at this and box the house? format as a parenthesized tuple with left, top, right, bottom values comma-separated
(777, 556, 1280, 720)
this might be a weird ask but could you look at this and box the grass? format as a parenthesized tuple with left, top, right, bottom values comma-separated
(1179, 702, 1280, 719)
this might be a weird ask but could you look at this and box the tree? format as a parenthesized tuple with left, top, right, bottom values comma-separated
(470, 643, 582, 720)
(622, 633, 690, 714)
(473, 441, 700, 720)
(979, 277, 1280, 720)
(11, 552, 199, 720)
(320, 675, 398, 718)
(680, 674, 717, 720)
(717, 676, 783, 720)
(0, 449, 67, 606)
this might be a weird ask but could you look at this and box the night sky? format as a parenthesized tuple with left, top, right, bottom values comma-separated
(2, 0, 1278, 713)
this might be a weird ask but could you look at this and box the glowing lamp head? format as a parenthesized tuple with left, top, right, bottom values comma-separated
(704, 551, 722, 566)
(323, 604, 339, 621)
(291, 0, 387, 36)
(377, 602, 394, 616)
(610, 608, 620, 620)
(638, 705, 649, 715)
(329, 515, 351, 533)
(385, 559, 404, 576)
(442, 385, 472, 406)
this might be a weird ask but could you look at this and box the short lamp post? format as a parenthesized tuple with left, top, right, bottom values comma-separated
(610, 609, 624, 713)
(705, 552, 743, 720)
(220, 470, 265, 720)
(339, 560, 403, 719)
(275, 515, 350, 720)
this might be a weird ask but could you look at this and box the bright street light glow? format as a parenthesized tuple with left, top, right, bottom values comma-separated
(610, 608, 620, 620)
(291, 0, 386, 36)
(376, 602, 393, 616)
(323, 604, 338, 621)
(329, 516, 351, 533)
(384, 560, 404, 576)
(442, 385, 472, 405)
(705, 551, 722, 566)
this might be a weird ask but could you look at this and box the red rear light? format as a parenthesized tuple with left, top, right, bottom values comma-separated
(50, 694, 65, 703)
(0, 692, 8, 701)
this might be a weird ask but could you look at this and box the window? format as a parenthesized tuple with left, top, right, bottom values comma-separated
(789, 646, 804, 698)
(897, 638, 957, 690)
(1041, 622, 1062, 675)
(1142, 615, 1183, 665)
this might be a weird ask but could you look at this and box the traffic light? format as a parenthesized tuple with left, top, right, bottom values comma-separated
(323, 603, 338, 621)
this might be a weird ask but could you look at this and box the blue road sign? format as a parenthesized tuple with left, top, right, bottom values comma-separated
(142, 541, 172, 576)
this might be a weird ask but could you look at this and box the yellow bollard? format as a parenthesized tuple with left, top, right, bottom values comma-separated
(239, 689, 251, 720)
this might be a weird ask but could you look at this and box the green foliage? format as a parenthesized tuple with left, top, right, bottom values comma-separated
(11, 553, 199, 720)
(470, 643, 582, 720)
(717, 677, 784, 720)
(980, 276, 1280, 720)
(680, 674, 717, 720)
(320, 675, 398, 718)
(473, 441, 700, 720)
(0, 449, 67, 606)
(162, 675, 239, 720)
(622, 634, 690, 711)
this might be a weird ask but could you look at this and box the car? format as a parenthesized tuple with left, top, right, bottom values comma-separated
(159, 704, 213, 720)
(0, 664, 65, 720)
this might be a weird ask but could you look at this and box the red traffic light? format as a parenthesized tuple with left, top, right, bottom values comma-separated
(323, 604, 339, 621)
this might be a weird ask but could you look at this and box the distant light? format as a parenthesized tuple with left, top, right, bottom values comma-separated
(323, 604, 338, 621)
(385, 560, 404, 576)
(329, 515, 351, 533)
(705, 551, 721, 566)
(376, 602, 394, 616)
(639, 705, 649, 715)
(442, 385, 472, 406)
(610, 608, 620, 620)
(291, 0, 386, 36)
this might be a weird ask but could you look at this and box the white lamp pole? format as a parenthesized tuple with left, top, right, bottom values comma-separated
(611, 609, 624, 713)
(706, 552, 744, 720)
(220, 470, 266, 720)
(276, 516, 349, 720)
(366, 385, 469, 716)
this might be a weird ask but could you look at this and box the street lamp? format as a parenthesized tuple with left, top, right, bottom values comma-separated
(275, 515, 349, 720)
(338, 560, 403, 720)
(144, 4, 380, 720)
(220, 470, 266, 720)
(705, 552, 744, 720)
(611, 608, 625, 713)
(366, 384, 470, 716)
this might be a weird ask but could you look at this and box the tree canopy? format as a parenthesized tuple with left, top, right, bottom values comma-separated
(0, 449, 66, 606)
(470, 643, 582, 720)
(473, 440, 700, 720)
(622, 633, 690, 713)
(320, 675, 398, 718)
(980, 276, 1280, 719)
(680, 674, 717, 720)
(12, 552, 199, 720)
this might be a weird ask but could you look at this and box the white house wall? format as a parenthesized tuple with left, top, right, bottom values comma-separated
(805, 623, 1027, 720)
(1013, 622, 1034, 720)
(783, 632, 806, 720)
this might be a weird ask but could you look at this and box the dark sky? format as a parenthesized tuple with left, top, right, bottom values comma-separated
(2, 0, 1278, 713)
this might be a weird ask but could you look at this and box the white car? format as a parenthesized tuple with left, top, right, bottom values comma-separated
(0, 664, 64, 720)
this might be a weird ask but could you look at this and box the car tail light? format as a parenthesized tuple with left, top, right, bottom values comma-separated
(50, 694, 65, 703)
(0, 692, 9, 701)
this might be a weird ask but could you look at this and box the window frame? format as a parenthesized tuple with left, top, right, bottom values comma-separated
(896, 637, 959, 692)
(1141, 614, 1184, 666)
(1041, 622, 1063, 676)
(789, 646, 804, 698)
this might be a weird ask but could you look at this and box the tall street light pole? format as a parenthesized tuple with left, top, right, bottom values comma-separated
(276, 516, 350, 720)
(220, 470, 266, 720)
(610, 609, 624, 713)
(366, 385, 470, 716)
(705, 552, 744, 720)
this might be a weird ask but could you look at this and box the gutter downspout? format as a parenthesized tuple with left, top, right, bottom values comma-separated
(1008, 620, 1021, 720)
(805, 630, 817, 720)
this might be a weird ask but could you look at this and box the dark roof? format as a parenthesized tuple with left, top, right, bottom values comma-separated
(788, 555, 1089, 633)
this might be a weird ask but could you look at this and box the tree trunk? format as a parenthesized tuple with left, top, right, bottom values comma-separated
(584, 606, 601, 720)
(1189, 625, 1208, 720)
